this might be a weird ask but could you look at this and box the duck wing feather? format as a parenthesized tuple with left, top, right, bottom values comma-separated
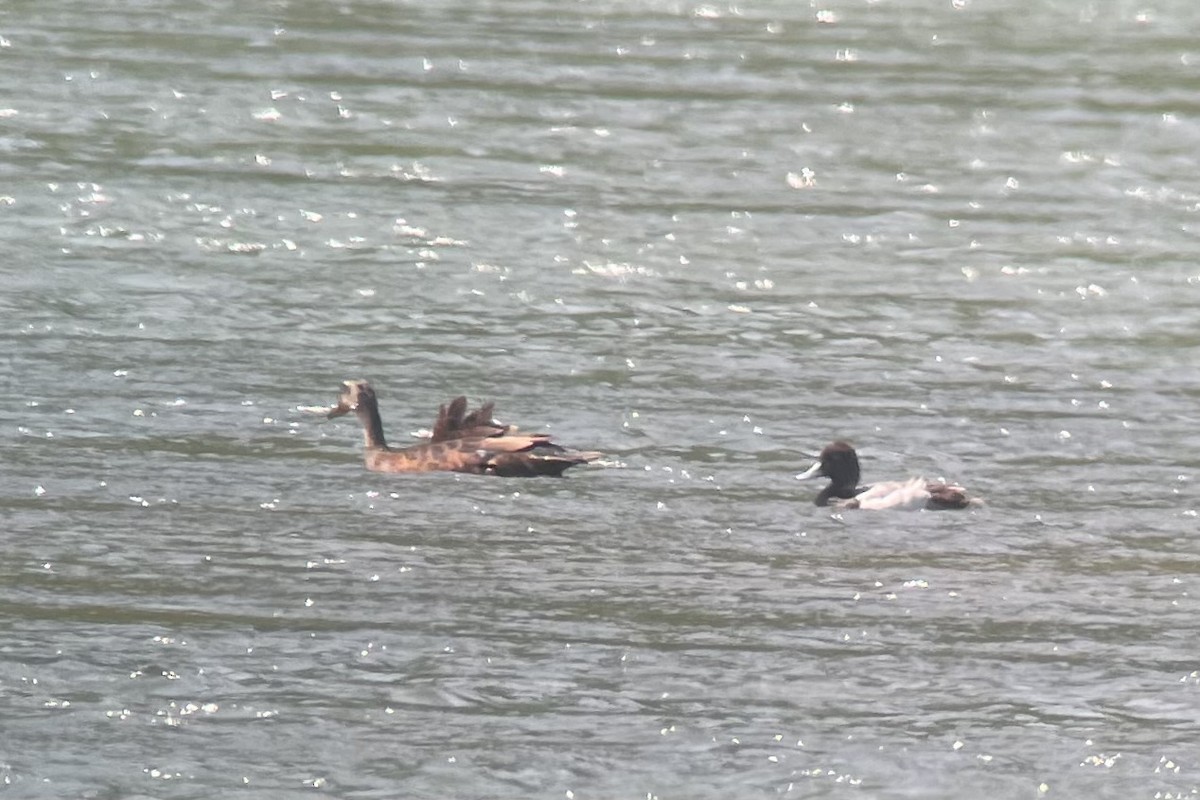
(430, 397, 513, 442)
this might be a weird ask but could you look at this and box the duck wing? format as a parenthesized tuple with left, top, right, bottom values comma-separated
(475, 434, 601, 477)
(429, 397, 512, 442)
(461, 401, 501, 431)
(833, 479, 979, 510)
(429, 396, 468, 442)
(484, 448, 601, 476)
(365, 434, 599, 477)
(836, 478, 931, 510)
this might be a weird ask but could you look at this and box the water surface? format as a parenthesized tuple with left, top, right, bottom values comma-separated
(3, 1, 1200, 797)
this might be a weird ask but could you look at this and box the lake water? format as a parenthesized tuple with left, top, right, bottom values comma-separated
(3, 0, 1200, 797)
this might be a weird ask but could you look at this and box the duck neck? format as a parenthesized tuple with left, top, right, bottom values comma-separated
(816, 475, 862, 506)
(355, 399, 388, 450)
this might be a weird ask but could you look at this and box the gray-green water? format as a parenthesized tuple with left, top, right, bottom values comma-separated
(3, 1, 1200, 797)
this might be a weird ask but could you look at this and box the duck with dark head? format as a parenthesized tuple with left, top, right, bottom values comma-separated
(796, 440, 980, 510)
(326, 380, 601, 478)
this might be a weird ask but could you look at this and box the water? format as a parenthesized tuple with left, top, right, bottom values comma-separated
(3, 0, 1199, 796)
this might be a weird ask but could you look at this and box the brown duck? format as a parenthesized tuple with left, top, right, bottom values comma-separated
(326, 380, 601, 477)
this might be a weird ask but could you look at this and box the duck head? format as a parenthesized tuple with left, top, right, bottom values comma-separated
(796, 440, 862, 501)
(328, 379, 377, 419)
(328, 379, 389, 449)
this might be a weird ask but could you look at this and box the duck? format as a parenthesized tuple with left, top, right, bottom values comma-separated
(326, 380, 601, 477)
(795, 440, 980, 510)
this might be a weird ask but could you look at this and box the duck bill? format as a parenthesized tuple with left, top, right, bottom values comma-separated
(327, 401, 352, 419)
(795, 461, 823, 481)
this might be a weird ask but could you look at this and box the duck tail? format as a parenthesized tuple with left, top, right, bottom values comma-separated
(926, 483, 980, 510)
